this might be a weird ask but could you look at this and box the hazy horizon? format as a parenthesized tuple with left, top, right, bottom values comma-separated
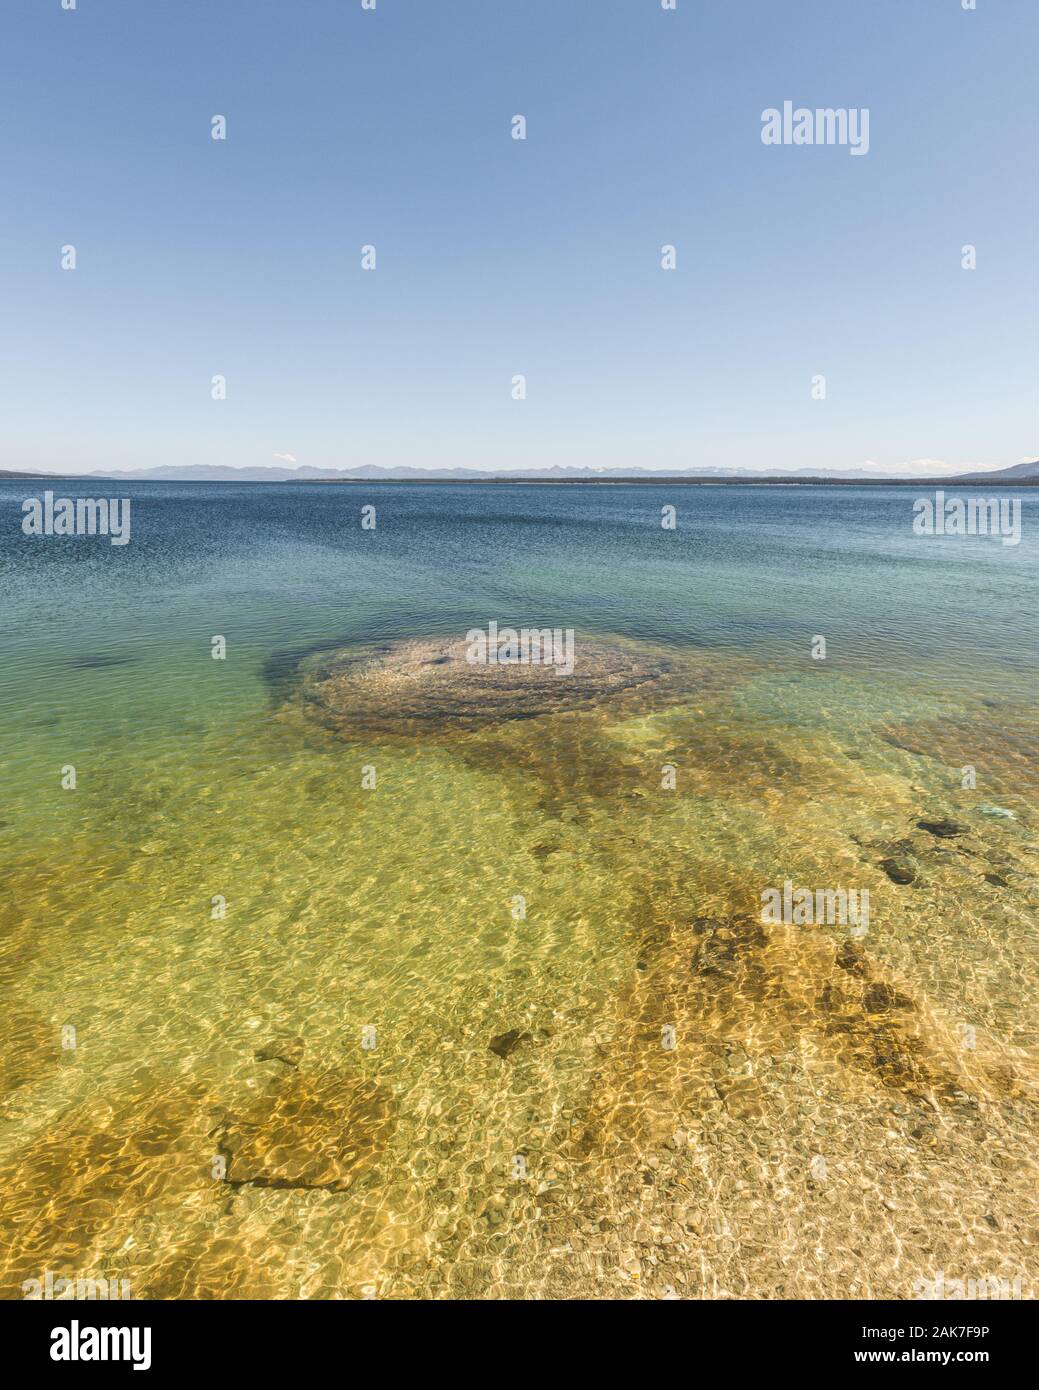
(4, 459, 1036, 481)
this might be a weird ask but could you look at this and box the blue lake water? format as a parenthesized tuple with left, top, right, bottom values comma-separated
(0, 481, 1036, 1300)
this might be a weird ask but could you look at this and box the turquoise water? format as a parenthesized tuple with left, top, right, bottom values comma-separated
(1, 481, 1037, 1300)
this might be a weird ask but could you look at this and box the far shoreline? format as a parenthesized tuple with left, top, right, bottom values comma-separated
(293, 476, 1039, 488)
(4, 474, 1037, 489)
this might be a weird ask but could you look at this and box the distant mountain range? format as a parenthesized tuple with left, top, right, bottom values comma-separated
(2, 461, 1038, 484)
(957, 459, 1039, 481)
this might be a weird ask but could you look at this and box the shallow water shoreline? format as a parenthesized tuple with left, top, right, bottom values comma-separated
(1, 486, 1037, 1299)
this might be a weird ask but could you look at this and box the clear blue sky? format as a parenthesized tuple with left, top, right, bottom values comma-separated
(2, 0, 1036, 475)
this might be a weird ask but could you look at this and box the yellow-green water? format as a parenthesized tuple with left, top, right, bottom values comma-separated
(1, 482, 1037, 1299)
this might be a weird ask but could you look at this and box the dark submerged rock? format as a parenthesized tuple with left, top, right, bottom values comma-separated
(916, 818, 969, 838)
(489, 1029, 533, 1060)
(864, 982, 915, 1013)
(255, 1036, 305, 1070)
(213, 1067, 396, 1193)
(880, 855, 918, 885)
(835, 939, 870, 978)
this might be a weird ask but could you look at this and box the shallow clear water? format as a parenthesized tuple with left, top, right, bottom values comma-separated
(1, 481, 1037, 1299)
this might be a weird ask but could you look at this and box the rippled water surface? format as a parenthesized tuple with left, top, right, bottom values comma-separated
(1, 481, 1037, 1299)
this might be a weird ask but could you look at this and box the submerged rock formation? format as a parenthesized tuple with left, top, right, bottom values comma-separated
(212, 1066, 396, 1194)
(291, 634, 674, 737)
